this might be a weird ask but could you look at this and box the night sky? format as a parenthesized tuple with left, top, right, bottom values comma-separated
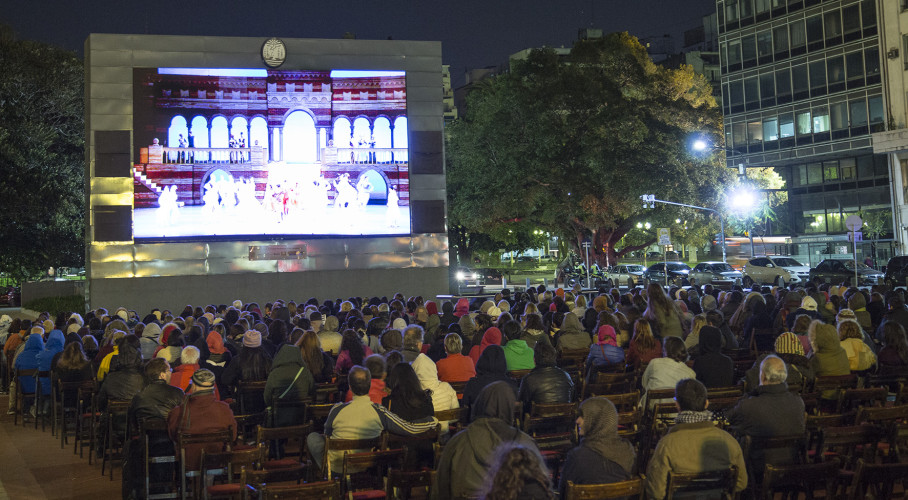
(5, 0, 716, 87)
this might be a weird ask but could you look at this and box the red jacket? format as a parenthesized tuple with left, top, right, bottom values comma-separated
(170, 363, 198, 391)
(167, 391, 237, 470)
(436, 353, 476, 382)
(344, 379, 387, 404)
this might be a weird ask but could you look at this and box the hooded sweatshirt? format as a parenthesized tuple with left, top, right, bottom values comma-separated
(15, 334, 46, 393)
(556, 312, 592, 351)
(559, 397, 634, 498)
(431, 381, 542, 500)
(848, 293, 873, 332)
(462, 345, 518, 408)
(140, 323, 162, 360)
(264, 344, 315, 426)
(36, 330, 65, 395)
(468, 327, 501, 365)
(809, 323, 851, 377)
(0, 315, 12, 346)
(692, 326, 735, 388)
(412, 354, 459, 418)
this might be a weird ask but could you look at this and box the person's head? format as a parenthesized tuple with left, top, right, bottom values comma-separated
(663, 336, 688, 363)
(533, 341, 557, 367)
(385, 362, 429, 407)
(180, 345, 200, 366)
(402, 325, 424, 352)
(577, 396, 619, 438)
(364, 354, 387, 381)
(759, 355, 788, 386)
(189, 369, 216, 393)
(675, 378, 708, 412)
(145, 358, 173, 384)
(632, 318, 657, 352)
(58, 341, 89, 370)
(478, 444, 553, 500)
(502, 320, 522, 341)
(443, 333, 463, 355)
(82, 335, 99, 352)
(348, 365, 372, 396)
(792, 314, 812, 335)
(690, 314, 708, 337)
(837, 320, 863, 341)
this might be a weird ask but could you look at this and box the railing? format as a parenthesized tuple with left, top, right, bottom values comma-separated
(334, 147, 408, 164)
(161, 147, 255, 164)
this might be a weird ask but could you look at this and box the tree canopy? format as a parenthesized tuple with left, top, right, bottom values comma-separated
(0, 27, 85, 282)
(447, 32, 733, 265)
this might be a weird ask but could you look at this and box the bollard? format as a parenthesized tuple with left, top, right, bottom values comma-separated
(543, 278, 548, 288)
(502, 277, 507, 290)
(526, 277, 531, 290)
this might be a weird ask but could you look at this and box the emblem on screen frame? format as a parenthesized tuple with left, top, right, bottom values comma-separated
(262, 38, 286, 68)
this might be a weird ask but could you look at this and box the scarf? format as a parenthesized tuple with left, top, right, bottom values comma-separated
(674, 410, 713, 425)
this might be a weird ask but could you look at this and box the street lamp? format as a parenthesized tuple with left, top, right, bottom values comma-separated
(641, 194, 726, 263)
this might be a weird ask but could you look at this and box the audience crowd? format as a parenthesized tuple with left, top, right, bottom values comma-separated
(0, 278, 907, 499)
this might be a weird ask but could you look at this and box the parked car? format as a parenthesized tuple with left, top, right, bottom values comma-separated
(0, 286, 20, 307)
(642, 262, 692, 286)
(742, 256, 792, 287)
(688, 262, 742, 287)
(454, 266, 480, 285)
(766, 256, 811, 284)
(475, 268, 503, 284)
(809, 259, 884, 286)
(607, 264, 646, 287)
(885, 256, 908, 288)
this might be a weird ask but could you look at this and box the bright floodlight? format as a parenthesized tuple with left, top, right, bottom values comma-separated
(729, 187, 756, 212)
(692, 139, 708, 151)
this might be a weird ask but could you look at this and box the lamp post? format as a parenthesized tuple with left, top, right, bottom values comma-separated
(641, 194, 726, 263)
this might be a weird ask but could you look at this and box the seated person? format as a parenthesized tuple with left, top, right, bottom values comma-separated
(518, 342, 573, 414)
(306, 365, 437, 474)
(645, 379, 748, 499)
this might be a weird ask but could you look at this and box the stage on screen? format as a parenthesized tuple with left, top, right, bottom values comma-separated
(132, 67, 411, 240)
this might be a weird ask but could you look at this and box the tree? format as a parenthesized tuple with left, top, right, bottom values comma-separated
(446, 33, 733, 265)
(0, 27, 85, 283)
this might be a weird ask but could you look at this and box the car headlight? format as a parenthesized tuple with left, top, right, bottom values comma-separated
(456, 271, 465, 281)
(472, 273, 479, 280)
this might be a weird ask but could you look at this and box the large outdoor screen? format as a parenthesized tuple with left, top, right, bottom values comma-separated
(132, 68, 411, 240)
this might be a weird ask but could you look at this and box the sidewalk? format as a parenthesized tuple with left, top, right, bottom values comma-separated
(0, 394, 122, 499)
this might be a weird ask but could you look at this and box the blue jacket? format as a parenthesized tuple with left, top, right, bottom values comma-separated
(585, 343, 625, 372)
(37, 331, 65, 394)
(15, 334, 46, 393)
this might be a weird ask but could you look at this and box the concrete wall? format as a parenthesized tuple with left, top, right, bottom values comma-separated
(21, 281, 86, 304)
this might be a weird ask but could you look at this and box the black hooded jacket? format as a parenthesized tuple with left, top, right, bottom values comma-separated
(692, 326, 734, 388)
(461, 345, 518, 408)
(98, 346, 145, 409)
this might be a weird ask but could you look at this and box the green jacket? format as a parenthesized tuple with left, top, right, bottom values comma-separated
(502, 339, 535, 371)
(264, 344, 315, 426)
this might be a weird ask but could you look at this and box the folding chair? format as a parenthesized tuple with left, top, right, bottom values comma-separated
(384, 424, 440, 470)
(177, 428, 234, 500)
(665, 466, 738, 499)
(101, 399, 133, 479)
(13, 368, 37, 426)
(742, 433, 807, 495)
(847, 459, 908, 500)
(434, 407, 469, 434)
(258, 479, 341, 500)
(837, 386, 887, 413)
(386, 469, 436, 500)
(34, 369, 52, 431)
(75, 382, 100, 462)
(318, 435, 382, 480)
(761, 459, 840, 500)
(255, 423, 312, 469)
(564, 477, 645, 500)
(557, 348, 590, 371)
(57, 379, 91, 449)
(306, 403, 336, 434)
(141, 418, 179, 500)
(200, 445, 266, 500)
(602, 390, 640, 413)
(340, 448, 404, 499)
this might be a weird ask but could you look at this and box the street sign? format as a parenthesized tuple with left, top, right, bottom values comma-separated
(845, 215, 863, 231)
(658, 228, 671, 246)
(848, 231, 863, 242)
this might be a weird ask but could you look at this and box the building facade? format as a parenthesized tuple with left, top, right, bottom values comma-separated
(717, 0, 898, 266)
